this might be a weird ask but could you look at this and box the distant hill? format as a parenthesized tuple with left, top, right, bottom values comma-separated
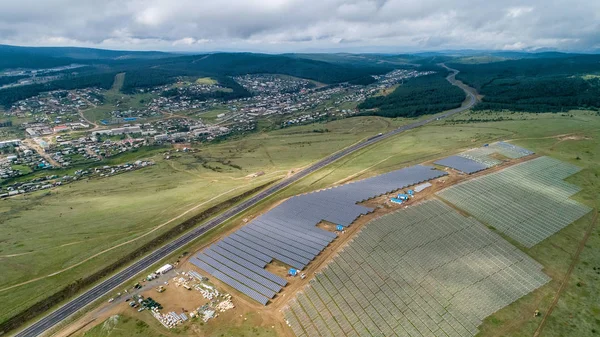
(450, 54, 600, 112)
(119, 52, 394, 93)
(285, 53, 420, 67)
(0, 45, 176, 60)
(0, 45, 177, 70)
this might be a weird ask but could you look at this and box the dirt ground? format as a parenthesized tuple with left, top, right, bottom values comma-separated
(55, 153, 537, 337)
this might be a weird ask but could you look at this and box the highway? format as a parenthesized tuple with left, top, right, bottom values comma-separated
(14, 66, 476, 337)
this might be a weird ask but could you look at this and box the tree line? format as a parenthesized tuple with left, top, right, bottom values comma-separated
(358, 71, 465, 118)
(450, 55, 600, 112)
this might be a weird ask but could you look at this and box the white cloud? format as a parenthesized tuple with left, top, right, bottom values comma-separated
(0, 0, 597, 52)
(506, 6, 534, 18)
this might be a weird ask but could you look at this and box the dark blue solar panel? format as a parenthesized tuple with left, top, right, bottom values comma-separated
(249, 222, 325, 252)
(190, 258, 268, 305)
(221, 237, 272, 262)
(434, 156, 488, 174)
(211, 243, 266, 268)
(239, 227, 316, 260)
(204, 248, 282, 292)
(235, 230, 312, 264)
(196, 254, 276, 298)
(229, 234, 306, 269)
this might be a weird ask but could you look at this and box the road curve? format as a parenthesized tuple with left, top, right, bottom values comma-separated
(13, 66, 476, 337)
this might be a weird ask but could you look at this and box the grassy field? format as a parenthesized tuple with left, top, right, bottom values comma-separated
(197, 108, 230, 122)
(0, 116, 408, 325)
(195, 77, 217, 85)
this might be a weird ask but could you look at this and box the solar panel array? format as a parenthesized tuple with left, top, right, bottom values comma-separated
(192, 165, 447, 304)
(457, 146, 500, 168)
(491, 141, 535, 158)
(438, 156, 592, 247)
(434, 156, 488, 174)
(457, 142, 534, 169)
(284, 200, 550, 337)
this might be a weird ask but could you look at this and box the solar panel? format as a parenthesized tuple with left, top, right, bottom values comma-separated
(221, 237, 272, 262)
(434, 156, 488, 174)
(204, 248, 282, 292)
(189, 258, 268, 305)
(201, 164, 449, 304)
(228, 234, 307, 269)
(196, 254, 276, 298)
(235, 229, 313, 264)
(209, 243, 267, 268)
(239, 227, 316, 260)
(250, 221, 326, 252)
(246, 223, 322, 255)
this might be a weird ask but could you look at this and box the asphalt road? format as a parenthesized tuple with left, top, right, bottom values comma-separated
(14, 66, 476, 337)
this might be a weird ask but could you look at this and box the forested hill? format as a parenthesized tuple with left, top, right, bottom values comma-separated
(450, 55, 600, 112)
(358, 70, 465, 118)
(120, 53, 392, 91)
(0, 45, 174, 68)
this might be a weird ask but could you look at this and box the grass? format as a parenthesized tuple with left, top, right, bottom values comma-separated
(83, 315, 166, 337)
(83, 105, 114, 123)
(195, 77, 217, 85)
(111, 73, 126, 92)
(10, 164, 32, 175)
(198, 109, 230, 122)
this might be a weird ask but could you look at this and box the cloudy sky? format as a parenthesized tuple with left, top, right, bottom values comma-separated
(0, 0, 598, 52)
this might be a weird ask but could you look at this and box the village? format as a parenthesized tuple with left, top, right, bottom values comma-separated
(0, 69, 431, 198)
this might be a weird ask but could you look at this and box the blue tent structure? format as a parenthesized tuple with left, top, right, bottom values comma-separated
(397, 194, 410, 200)
(391, 198, 404, 204)
(407, 190, 414, 196)
(336, 225, 344, 231)
(288, 268, 298, 276)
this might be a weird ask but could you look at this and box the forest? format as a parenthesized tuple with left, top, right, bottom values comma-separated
(450, 55, 600, 112)
(358, 71, 465, 118)
(0, 73, 116, 108)
(0, 76, 28, 87)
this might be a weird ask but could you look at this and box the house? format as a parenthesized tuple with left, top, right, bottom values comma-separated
(53, 125, 69, 133)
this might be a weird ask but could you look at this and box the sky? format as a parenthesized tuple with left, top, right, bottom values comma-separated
(0, 0, 598, 53)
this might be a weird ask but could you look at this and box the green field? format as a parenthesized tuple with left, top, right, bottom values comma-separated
(198, 108, 230, 122)
(195, 77, 217, 85)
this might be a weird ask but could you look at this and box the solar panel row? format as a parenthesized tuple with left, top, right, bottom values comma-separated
(190, 258, 268, 305)
(434, 155, 488, 174)
(203, 249, 281, 292)
(210, 244, 266, 268)
(191, 165, 448, 304)
(196, 254, 277, 298)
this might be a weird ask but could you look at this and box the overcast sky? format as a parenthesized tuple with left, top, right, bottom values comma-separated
(0, 0, 598, 53)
